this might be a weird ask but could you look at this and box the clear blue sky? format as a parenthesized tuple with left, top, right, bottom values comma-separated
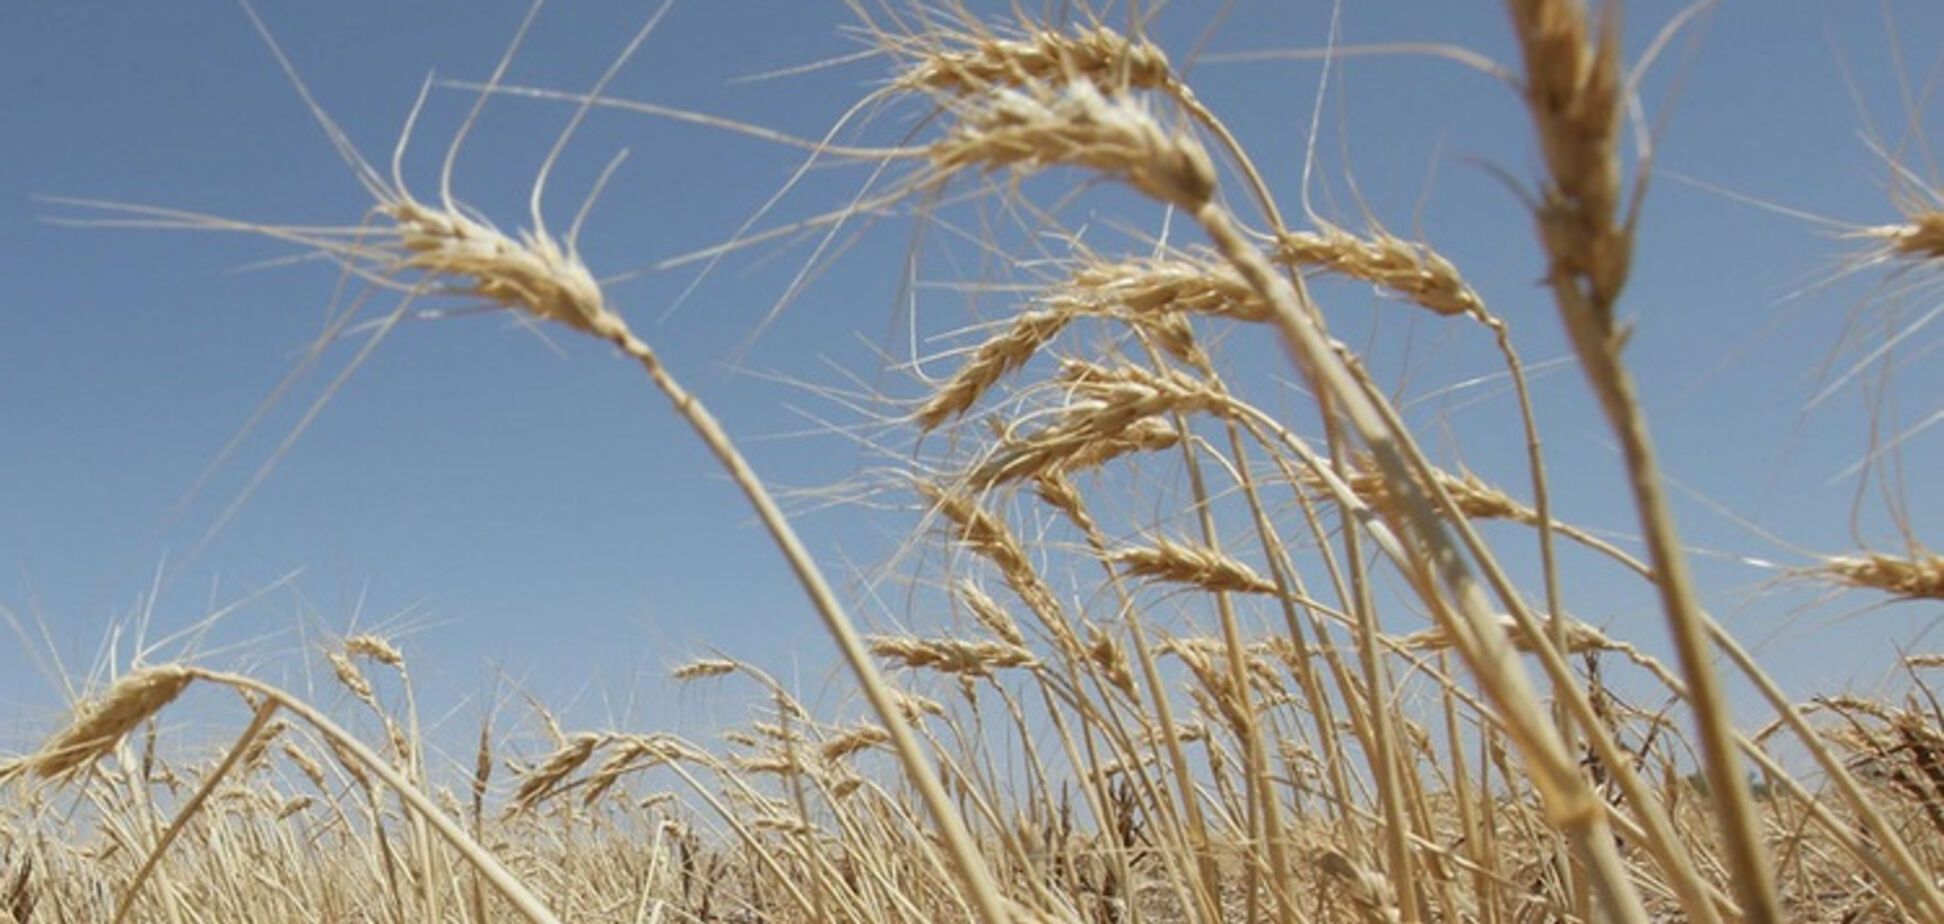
(1, 1, 1939, 740)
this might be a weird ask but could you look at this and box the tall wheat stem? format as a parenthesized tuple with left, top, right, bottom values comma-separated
(1191, 197, 1651, 923)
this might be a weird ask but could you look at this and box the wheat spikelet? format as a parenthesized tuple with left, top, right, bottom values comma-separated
(275, 795, 314, 821)
(751, 813, 813, 836)
(829, 776, 865, 801)
(929, 81, 1216, 212)
(1393, 613, 1617, 656)
(917, 310, 1069, 430)
(1275, 227, 1482, 318)
(1813, 552, 1944, 601)
(343, 635, 404, 669)
(896, 25, 1173, 96)
(327, 652, 377, 706)
(967, 365, 1215, 490)
(241, 719, 291, 773)
(1858, 212, 1944, 262)
(890, 691, 947, 723)
(1034, 416, 1181, 479)
(1325, 458, 1528, 522)
(1313, 848, 1404, 924)
(671, 658, 739, 681)
(1085, 625, 1137, 697)
(581, 738, 672, 807)
(1161, 641, 1250, 732)
(1506, 0, 1628, 304)
(752, 720, 802, 744)
(281, 741, 327, 791)
(1054, 256, 1265, 322)
(1031, 474, 1092, 531)
(385, 195, 628, 341)
(818, 726, 890, 764)
(869, 636, 1038, 677)
(920, 483, 1070, 638)
(24, 665, 194, 780)
(957, 581, 1027, 647)
(512, 733, 604, 814)
(733, 753, 808, 777)
(1112, 538, 1278, 595)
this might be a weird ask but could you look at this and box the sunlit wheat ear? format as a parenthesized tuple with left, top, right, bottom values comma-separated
(1275, 226, 1484, 318)
(956, 580, 1026, 647)
(917, 310, 1070, 431)
(1394, 613, 1616, 655)
(919, 482, 1063, 620)
(1313, 847, 1404, 923)
(1316, 456, 1526, 522)
(892, 24, 1174, 97)
(511, 732, 605, 815)
(1158, 642, 1251, 731)
(580, 744, 646, 807)
(343, 634, 405, 669)
(1084, 625, 1137, 698)
(817, 725, 890, 764)
(1809, 550, 1944, 601)
(1854, 210, 1944, 263)
(671, 658, 740, 681)
(383, 199, 626, 340)
(868, 636, 1038, 678)
(915, 254, 1246, 434)
(328, 652, 377, 707)
(281, 740, 328, 791)
(1110, 538, 1279, 596)
(230, 0, 638, 345)
(21, 665, 194, 781)
(965, 364, 1215, 491)
(928, 81, 1216, 213)
(1507, 0, 1629, 306)
(1055, 255, 1266, 322)
(1051, 416, 1182, 472)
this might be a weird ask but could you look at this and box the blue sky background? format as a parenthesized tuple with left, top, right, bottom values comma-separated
(1, 1, 1940, 746)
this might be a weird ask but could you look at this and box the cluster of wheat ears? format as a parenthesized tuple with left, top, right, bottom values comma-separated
(6, 1, 1944, 922)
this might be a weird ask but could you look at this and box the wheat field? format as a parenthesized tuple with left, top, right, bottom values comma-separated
(4, 1, 1943, 922)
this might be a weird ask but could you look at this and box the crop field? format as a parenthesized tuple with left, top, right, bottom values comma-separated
(2, 1, 1942, 922)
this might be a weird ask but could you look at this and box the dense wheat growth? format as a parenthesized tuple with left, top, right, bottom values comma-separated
(7, 1, 1943, 923)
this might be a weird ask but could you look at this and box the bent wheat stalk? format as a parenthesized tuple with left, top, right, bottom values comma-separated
(55, 4, 1016, 919)
(1503, 2, 1781, 919)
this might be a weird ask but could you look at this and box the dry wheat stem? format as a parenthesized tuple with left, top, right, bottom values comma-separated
(326, 98, 1024, 920)
(73, 667, 564, 924)
(1505, 2, 1779, 919)
(1199, 137, 1655, 924)
(912, 71, 1613, 872)
(110, 699, 281, 924)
